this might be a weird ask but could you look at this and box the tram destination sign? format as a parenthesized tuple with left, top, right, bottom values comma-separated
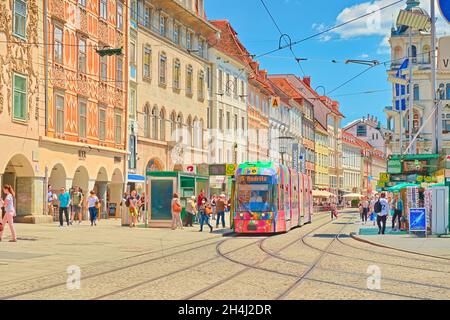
(239, 175, 271, 184)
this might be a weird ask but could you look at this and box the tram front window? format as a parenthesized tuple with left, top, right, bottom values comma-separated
(236, 184, 273, 212)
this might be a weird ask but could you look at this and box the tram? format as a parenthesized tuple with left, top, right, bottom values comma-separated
(232, 162, 313, 234)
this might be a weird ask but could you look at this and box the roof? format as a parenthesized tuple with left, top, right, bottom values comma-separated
(342, 131, 362, 149)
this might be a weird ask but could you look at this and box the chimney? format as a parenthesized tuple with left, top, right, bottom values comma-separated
(303, 76, 311, 87)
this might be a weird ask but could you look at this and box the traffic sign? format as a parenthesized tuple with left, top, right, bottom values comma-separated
(226, 164, 237, 176)
(438, 0, 450, 24)
(380, 173, 390, 183)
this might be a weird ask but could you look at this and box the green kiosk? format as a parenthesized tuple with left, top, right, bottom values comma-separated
(145, 171, 209, 228)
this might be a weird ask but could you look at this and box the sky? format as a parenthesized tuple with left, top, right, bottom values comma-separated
(205, 0, 449, 127)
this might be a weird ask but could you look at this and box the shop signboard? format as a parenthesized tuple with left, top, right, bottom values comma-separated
(403, 160, 427, 174)
(197, 164, 209, 176)
(380, 173, 389, 183)
(226, 164, 237, 176)
(387, 160, 402, 174)
(209, 164, 226, 176)
(409, 208, 427, 232)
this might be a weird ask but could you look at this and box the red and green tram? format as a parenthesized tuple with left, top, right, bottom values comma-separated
(232, 162, 313, 234)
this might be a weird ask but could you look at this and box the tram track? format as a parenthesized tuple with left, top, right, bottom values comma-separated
(182, 214, 429, 300)
(1, 235, 227, 300)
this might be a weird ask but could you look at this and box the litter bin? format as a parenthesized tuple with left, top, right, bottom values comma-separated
(121, 203, 130, 226)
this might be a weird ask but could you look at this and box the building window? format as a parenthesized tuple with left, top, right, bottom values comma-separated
(241, 116, 245, 131)
(115, 110, 122, 144)
(99, 0, 107, 20)
(186, 31, 192, 50)
(117, 1, 123, 30)
(100, 54, 107, 81)
(439, 83, 445, 99)
(240, 80, 245, 101)
(54, 25, 63, 64)
(129, 88, 136, 120)
(198, 38, 204, 58)
(173, 59, 181, 89)
(55, 93, 65, 134)
(130, 0, 137, 22)
(234, 114, 238, 130)
(13, 73, 27, 120)
(356, 125, 367, 137)
(159, 110, 165, 140)
(219, 109, 223, 131)
(218, 70, 223, 94)
(159, 52, 167, 85)
(78, 38, 86, 73)
(226, 111, 230, 130)
(129, 135, 136, 169)
(198, 71, 204, 99)
(99, 106, 106, 141)
(159, 14, 167, 37)
(151, 107, 158, 140)
(173, 23, 180, 45)
(143, 46, 151, 80)
(233, 76, 238, 98)
(116, 56, 123, 87)
(186, 65, 193, 95)
(443, 115, 450, 132)
(78, 98, 87, 138)
(225, 73, 231, 96)
(411, 45, 417, 63)
(446, 84, 450, 100)
(79, 0, 86, 7)
(143, 6, 151, 29)
(413, 84, 420, 101)
(130, 41, 136, 66)
(144, 105, 150, 138)
(13, 0, 27, 39)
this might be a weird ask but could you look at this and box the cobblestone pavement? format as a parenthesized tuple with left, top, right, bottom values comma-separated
(1, 212, 450, 300)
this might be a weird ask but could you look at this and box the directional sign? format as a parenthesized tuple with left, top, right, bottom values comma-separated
(271, 96, 280, 108)
(438, 0, 450, 24)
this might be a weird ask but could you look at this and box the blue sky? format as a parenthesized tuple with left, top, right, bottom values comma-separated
(205, 0, 434, 126)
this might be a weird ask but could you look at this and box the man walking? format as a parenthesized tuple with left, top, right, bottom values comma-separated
(70, 186, 84, 225)
(58, 187, 71, 227)
(391, 193, 404, 231)
(216, 194, 226, 229)
(375, 193, 389, 235)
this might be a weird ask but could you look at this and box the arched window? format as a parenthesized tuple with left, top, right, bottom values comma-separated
(176, 113, 183, 142)
(446, 84, 450, 100)
(170, 111, 176, 141)
(199, 119, 204, 149)
(159, 109, 165, 141)
(143, 104, 151, 138)
(151, 106, 158, 140)
(186, 65, 193, 95)
(413, 84, 420, 101)
(173, 59, 181, 90)
(440, 83, 445, 99)
(186, 116, 193, 147)
(411, 45, 417, 63)
(423, 45, 431, 64)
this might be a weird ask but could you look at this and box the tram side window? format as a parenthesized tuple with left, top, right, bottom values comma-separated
(279, 184, 284, 210)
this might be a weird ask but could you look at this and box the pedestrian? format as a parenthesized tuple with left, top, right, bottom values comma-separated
(171, 193, 183, 230)
(211, 194, 217, 220)
(70, 186, 84, 225)
(184, 196, 196, 227)
(375, 193, 389, 235)
(331, 201, 338, 220)
(199, 198, 213, 233)
(391, 193, 404, 231)
(58, 187, 70, 227)
(361, 197, 369, 225)
(47, 184, 54, 215)
(127, 190, 138, 228)
(87, 190, 99, 226)
(197, 190, 206, 212)
(216, 194, 226, 229)
(358, 202, 363, 221)
(138, 192, 146, 224)
(0, 185, 17, 242)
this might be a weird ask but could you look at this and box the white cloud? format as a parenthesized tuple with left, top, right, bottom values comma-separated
(313, 0, 450, 53)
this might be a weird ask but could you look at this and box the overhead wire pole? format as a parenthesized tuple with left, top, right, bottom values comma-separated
(408, 26, 414, 154)
(431, 0, 440, 154)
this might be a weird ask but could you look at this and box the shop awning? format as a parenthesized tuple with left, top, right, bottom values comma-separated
(386, 183, 419, 192)
(389, 154, 440, 161)
(312, 190, 336, 198)
(127, 174, 145, 183)
(342, 193, 364, 199)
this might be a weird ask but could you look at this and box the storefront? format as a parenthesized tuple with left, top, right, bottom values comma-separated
(208, 164, 237, 198)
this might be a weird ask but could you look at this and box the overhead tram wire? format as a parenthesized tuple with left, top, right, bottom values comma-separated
(259, 0, 306, 76)
(254, 0, 404, 59)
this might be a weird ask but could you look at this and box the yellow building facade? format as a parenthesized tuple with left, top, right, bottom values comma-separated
(314, 122, 330, 190)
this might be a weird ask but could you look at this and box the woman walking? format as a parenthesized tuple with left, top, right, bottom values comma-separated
(199, 198, 213, 233)
(171, 193, 183, 230)
(0, 185, 17, 242)
(87, 191, 99, 226)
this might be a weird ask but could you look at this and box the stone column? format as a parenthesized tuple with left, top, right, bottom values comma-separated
(16, 177, 53, 224)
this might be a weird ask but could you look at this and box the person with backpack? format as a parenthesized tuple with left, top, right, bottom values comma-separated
(171, 193, 183, 230)
(375, 193, 389, 235)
